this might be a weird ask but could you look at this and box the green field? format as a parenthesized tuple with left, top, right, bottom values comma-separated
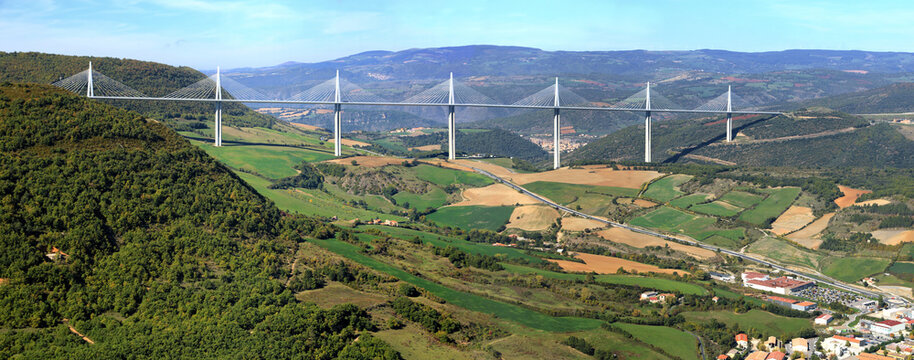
(719, 190, 765, 208)
(412, 164, 493, 187)
(236, 172, 401, 220)
(628, 206, 745, 246)
(642, 174, 693, 202)
(738, 187, 801, 226)
(681, 310, 812, 338)
(364, 226, 542, 263)
(889, 261, 914, 275)
(821, 257, 891, 283)
(501, 264, 708, 296)
(629, 206, 697, 230)
(312, 238, 603, 332)
(690, 200, 743, 217)
(194, 141, 336, 179)
(524, 181, 640, 204)
(392, 187, 448, 210)
(571, 328, 669, 359)
(669, 193, 714, 209)
(427, 205, 514, 231)
(612, 323, 697, 360)
(747, 236, 821, 269)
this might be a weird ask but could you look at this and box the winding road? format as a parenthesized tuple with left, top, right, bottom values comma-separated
(467, 166, 887, 300)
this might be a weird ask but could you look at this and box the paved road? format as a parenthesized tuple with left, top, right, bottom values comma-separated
(468, 166, 887, 300)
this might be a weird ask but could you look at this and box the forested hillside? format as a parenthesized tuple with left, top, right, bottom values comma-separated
(0, 52, 275, 128)
(0, 84, 396, 358)
(800, 82, 914, 114)
(564, 108, 914, 168)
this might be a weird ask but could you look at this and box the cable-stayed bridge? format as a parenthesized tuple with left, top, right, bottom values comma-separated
(53, 63, 781, 169)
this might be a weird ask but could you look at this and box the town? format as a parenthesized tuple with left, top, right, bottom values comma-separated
(647, 271, 914, 359)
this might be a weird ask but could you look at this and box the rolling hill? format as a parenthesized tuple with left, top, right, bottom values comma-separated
(0, 83, 393, 357)
(566, 107, 914, 168)
(799, 82, 914, 114)
(0, 51, 275, 128)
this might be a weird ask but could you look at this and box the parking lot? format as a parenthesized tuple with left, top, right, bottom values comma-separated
(794, 286, 867, 308)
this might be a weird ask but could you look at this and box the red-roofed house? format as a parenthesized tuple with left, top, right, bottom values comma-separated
(872, 319, 905, 336)
(735, 333, 749, 348)
(766, 351, 786, 360)
(717, 355, 729, 360)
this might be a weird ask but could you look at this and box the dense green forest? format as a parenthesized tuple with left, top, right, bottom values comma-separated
(0, 51, 275, 128)
(0, 84, 396, 358)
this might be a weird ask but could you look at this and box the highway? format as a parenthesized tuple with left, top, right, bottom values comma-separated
(467, 166, 886, 300)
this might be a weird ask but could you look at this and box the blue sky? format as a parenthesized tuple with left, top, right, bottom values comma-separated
(2, 0, 914, 69)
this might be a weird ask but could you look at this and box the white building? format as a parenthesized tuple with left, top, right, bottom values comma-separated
(791, 338, 808, 353)
(821, 335, 863, 357)
(871, 320, 905, 336)
(814, 313, 833, 325)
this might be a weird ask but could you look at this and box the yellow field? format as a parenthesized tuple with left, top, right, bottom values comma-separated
(853, 199, 892, 206)
(786, 213, 835, 249)
(872, 229, 914, 245)
(290, 123, 322, 131)
(506, 205, 559, 231)
(453, 161, 661, 189)
(328, 138, 372, 147)
(451, 184, 540, 206)
(596, 227, 716, 259)
(549, 252, 688, 275)
(561, 216, 608, 232)
(407, 144, 441, 151)
(835, 185, 872, 208)
(770, 206, 816, 235)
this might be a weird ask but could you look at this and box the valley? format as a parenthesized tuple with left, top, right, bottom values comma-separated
(6, 51, 914, 360)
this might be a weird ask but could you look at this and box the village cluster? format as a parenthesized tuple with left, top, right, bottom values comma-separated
(642, 270, 914, 359)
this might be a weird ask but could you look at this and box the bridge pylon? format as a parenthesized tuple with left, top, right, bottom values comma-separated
(215, 66, 223, 147)
(644, 82, 651, 163)
(87, 62, 94, 98)
(334, 70, 342, 157)
(553, 78, 561, 170)
(448, 73, 456, 160)
(726, 86, 732, 142)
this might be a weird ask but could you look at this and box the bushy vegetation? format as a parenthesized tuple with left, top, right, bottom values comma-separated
(433, 245, 504, 271)
(0, 84, 397, 358)
(269, 161, 324, 189)
(390, 297, 461, 336)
